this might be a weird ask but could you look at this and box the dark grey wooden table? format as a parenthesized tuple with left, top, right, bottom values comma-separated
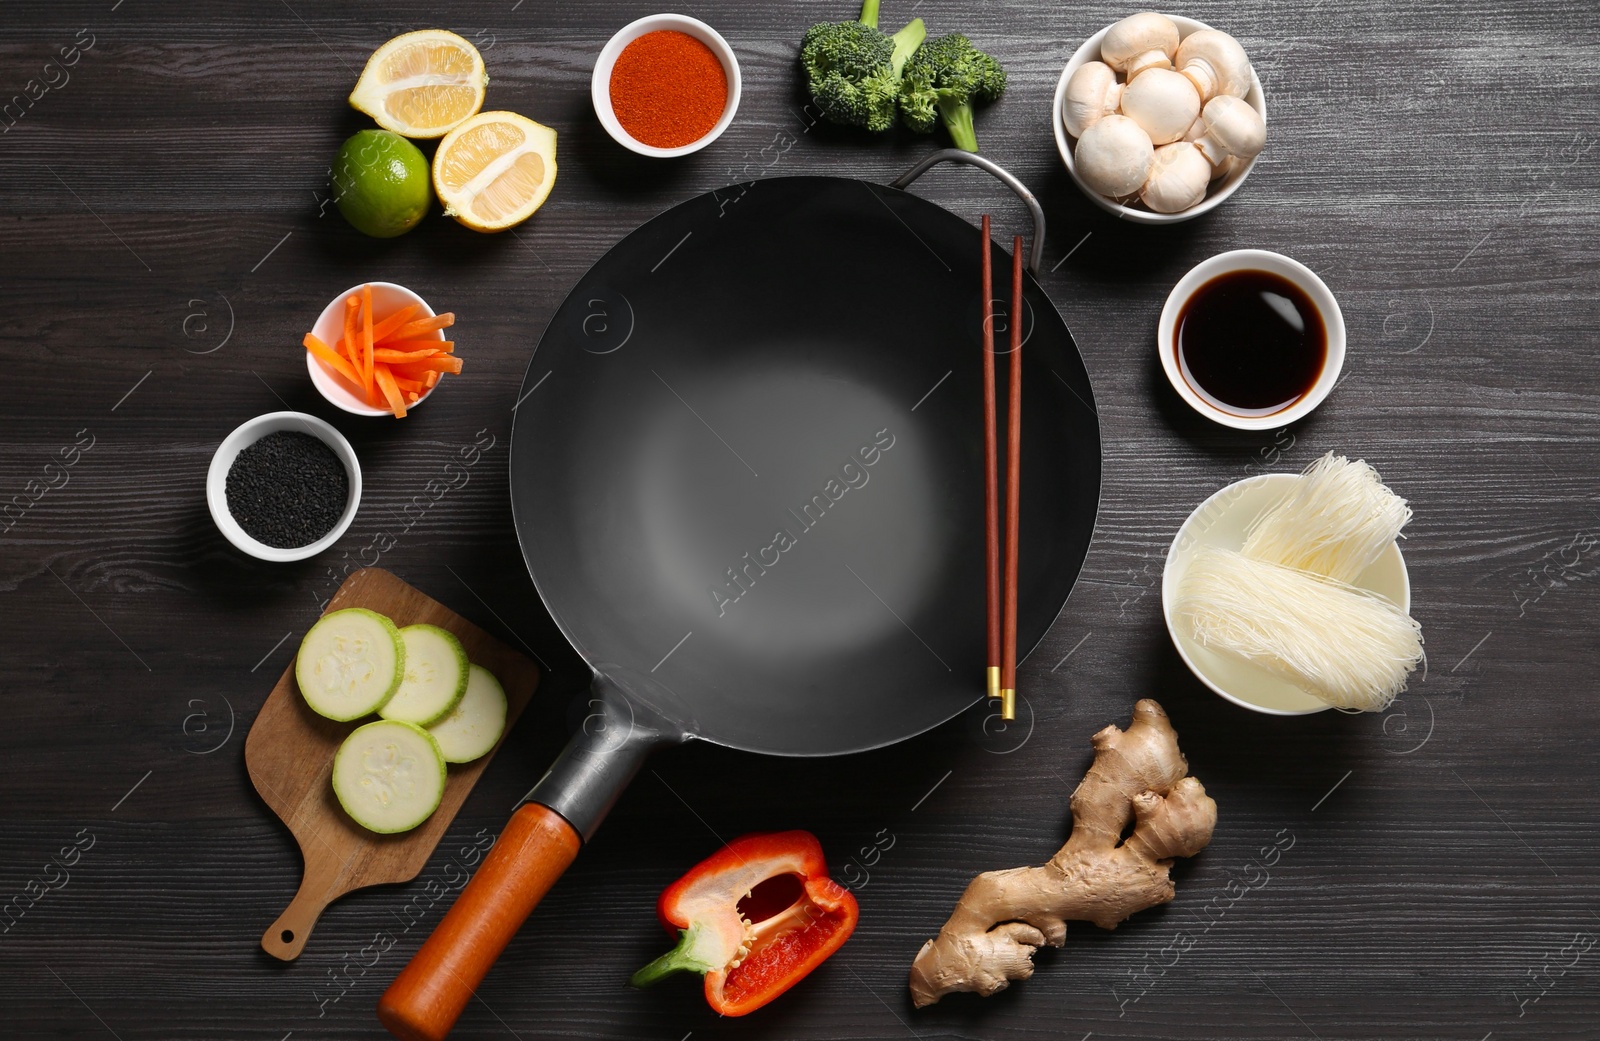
(4, 2, 1597, 1038)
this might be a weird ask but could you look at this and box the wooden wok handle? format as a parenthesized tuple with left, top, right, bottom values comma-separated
(377, 803, 580, 1041)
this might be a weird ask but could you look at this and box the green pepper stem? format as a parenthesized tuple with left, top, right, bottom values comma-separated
(629, 924, 719, 988)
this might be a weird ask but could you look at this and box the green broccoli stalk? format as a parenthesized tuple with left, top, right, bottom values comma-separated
(898, 33, 1007, 152)
(802, 0, 927, 132)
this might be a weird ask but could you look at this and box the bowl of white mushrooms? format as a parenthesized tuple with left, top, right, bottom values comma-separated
(1053, 12, 1266, 223)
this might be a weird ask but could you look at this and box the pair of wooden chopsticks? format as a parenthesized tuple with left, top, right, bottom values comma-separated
(981, 215, 1023, 722)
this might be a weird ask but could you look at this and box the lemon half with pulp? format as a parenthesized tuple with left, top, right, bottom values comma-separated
(432, 111, 557, 233)
(349, 29, 487, 139)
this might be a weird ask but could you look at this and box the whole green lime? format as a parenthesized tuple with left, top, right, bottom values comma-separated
(332, 129, 431, 238)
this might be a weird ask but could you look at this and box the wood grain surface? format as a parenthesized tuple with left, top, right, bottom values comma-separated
(245, 566, 538, 962)
(2, 2, 1598, 1040)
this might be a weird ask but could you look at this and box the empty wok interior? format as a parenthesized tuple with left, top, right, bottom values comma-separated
(510, 177, 1099, 754)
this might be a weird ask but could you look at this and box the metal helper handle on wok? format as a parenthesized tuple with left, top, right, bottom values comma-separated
(890, 148, 1047, 274)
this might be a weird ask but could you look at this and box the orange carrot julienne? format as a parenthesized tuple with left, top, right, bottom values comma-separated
(304, 333, 362, 386)
(373, 363, 407, 419)
(343, 296, 362, 384)
(375, 347, 445, 364)
(334, 328, 360, 368)
(393, 313, 454, 339)
(374, 345, 451, 358)
(361, 285, 376, 399)
(369, 303, 422, 344)
(392, 355, 463, 375)
(308, 354, 371, 403)
(423, 371, 440, 389)
(392, 375, 426, 393)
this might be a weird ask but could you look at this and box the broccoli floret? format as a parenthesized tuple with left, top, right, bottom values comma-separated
(802, 0, 927, 132)
(899, 33, 1007, 152)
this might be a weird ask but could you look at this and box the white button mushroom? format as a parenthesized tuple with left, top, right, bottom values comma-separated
(1139, 141, 1211, 213)
(1182, 94, 1266, 170)
(1074, 114, 1155, 199)
(1062, 61, 1124, 138)
(1118, 67, 1200, 146)
(1174, 28, 1254, 102)
(1100, 12, 1180, 82)
(1207, 155, 1238, 181)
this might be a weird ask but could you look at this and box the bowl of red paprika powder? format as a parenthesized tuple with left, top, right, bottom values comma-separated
(592, 14, 741, 157)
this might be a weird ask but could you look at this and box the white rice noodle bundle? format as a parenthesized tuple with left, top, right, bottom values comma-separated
(1176, 546, 1423, 712)
(1243, 453, 1412, 583)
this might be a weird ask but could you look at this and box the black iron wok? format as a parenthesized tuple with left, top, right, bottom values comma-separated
(379, 151, 1100, 1041)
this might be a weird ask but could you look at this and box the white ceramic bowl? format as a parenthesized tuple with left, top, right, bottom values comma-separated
(207, 411, 361, 562)
(307, 282, 445, 417)
(591, 14, 742, 158)
(1162, 473, 1410, 715)
(1158, 249, 1345, 430)
(1053, 14, 1266, 224)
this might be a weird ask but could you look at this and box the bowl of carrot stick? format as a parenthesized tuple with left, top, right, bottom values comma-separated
(302, 282, 460, 418)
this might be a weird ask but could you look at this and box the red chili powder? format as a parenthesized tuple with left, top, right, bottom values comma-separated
(609, 30, 728, 149)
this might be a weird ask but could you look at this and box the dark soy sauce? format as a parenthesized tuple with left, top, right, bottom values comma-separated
(1176, 269, 1327, 417)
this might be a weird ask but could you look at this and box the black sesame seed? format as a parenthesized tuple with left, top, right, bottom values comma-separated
(225, 431, 350, 549)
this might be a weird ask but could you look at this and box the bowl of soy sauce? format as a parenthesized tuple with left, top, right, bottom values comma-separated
(1158, 250, 1345, 430)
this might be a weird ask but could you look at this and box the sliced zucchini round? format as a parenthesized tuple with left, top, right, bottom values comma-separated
(378, 624, 469, 727)
(332, 719, 447, 834)
(294, 607, 405, 721)
(427, 663, 508, 764)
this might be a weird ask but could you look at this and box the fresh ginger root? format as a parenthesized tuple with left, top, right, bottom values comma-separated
(908, 699, 1216, 1007)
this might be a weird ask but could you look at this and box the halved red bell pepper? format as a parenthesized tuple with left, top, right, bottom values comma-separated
(630, 830, 859, 1016)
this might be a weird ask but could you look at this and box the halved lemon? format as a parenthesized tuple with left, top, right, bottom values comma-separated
(432, 111, 557, 232)
(349, 29, 487, 139)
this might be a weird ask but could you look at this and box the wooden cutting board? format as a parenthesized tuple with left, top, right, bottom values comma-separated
(245, 567, 539, 961)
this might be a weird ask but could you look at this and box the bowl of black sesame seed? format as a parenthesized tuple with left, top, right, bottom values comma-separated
(207, 411, 361, 562)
